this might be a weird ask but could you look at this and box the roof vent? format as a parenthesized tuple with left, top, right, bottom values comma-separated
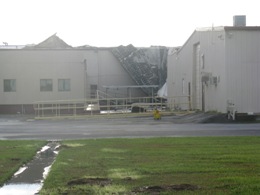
(233, 15, 246, 26)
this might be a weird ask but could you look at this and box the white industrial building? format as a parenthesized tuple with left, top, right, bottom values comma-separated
(167, 16, 260, 117)
(0, 34, 168, 114)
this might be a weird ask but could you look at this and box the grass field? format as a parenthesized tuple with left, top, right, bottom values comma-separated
(0, 140, 46, 186)
(40, 137, 260, 194)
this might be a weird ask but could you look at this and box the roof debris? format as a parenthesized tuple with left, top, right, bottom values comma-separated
(111, 45, 168, 95)
(24, 33, 72, 49)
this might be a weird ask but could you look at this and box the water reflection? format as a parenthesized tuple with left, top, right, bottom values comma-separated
(14, 167, 28, 176)
(0, 183, 42, 195)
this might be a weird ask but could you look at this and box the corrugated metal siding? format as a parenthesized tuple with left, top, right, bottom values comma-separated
(167, 30, 227, 112)
(169, 43, 194, 110)
(226, 30, 260, 113)
(198, 30, 226, 113)
(193, 43, 202, 110)
(167, 28, 260, 113)
(167, 49, 175, 98)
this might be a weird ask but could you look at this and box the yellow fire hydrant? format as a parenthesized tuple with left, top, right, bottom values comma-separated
(153, 109, 161, 120)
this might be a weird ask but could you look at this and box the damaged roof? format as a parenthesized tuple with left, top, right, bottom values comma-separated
(24, 33, 73, 49)
(111, 45, 168, 95)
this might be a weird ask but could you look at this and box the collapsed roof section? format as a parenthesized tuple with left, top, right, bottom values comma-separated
(111, 45, 168, 96)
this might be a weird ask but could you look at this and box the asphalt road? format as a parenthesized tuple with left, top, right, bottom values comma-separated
(1, 115, 260, 140)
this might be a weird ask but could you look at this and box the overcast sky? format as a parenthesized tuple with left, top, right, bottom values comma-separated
(1, 0, 259, 47)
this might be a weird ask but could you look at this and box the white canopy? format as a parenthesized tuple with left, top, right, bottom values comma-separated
(157, 83, 167, 98)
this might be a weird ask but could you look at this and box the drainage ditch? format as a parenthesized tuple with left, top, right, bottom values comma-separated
(0, 141, 60, 195)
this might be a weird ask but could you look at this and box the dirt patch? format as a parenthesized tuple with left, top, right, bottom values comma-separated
(66, 179, 199, 194)
(10, 158, 20, 161)
(133, 184, 200, 194)
(67, 178, 112, 187)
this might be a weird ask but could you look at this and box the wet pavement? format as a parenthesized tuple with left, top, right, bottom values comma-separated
(0, 114, 260, 140)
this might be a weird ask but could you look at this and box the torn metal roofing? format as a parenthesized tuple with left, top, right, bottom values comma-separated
(111, 45, 168, 96)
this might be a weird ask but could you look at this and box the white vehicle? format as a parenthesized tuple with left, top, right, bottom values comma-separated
(84, 104, 100, 112)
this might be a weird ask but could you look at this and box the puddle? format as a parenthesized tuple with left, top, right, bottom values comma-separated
(0, 183, 42, 195)
(0, 141, 60, 195)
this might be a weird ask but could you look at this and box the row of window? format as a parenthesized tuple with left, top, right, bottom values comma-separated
(3, 79, 71, 92)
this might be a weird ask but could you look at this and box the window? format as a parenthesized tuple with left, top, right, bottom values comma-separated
(58, 79, 71, 91)
(201, 54, 205, 69)
(4, 79, 16, 92)
(40, 79, 53, 92)
(90, 84, 97, 98)
(182, 78, 185, 94)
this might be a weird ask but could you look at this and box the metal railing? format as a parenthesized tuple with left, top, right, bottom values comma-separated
(33, 96, 191, 119)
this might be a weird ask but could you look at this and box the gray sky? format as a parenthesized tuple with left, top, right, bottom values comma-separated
(1, 0, 259, 47)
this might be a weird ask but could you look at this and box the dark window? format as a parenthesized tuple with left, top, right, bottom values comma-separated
(4, 79, 16, 92)
(40, 79, 53, 92)
(58, 79, 70, 91)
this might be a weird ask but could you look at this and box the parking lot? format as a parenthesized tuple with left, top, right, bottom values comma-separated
(0, 113, 260, 140)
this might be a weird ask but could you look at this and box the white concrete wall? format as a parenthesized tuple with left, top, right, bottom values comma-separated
(0, 49, 144, 105)
(0, 50, 85, 104)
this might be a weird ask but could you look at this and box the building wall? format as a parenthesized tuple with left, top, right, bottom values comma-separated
(168, 27, 260, 114)
(167, 29, 227, 112)
(166, 48, 176, 106)
(0, 49, 144, 113)
(167, 41, 194, 110)
(93, 50, 144, 98)
(0, 49, 85, 104)
(198, 29, 226, 112)
(225, 29, 260, 113)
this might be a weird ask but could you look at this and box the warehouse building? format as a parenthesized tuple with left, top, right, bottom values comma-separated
(0, 34, 167, 114)
(167, 16, 260, 118)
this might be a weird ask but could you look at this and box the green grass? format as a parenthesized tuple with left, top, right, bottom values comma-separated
(41, 137, 260, 194)
(0, 140, 46, 186)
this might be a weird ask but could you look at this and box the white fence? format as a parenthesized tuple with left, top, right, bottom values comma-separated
(33, 96, 191, 119)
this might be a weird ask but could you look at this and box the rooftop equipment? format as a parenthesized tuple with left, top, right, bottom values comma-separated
(233, 15, 246, 27)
